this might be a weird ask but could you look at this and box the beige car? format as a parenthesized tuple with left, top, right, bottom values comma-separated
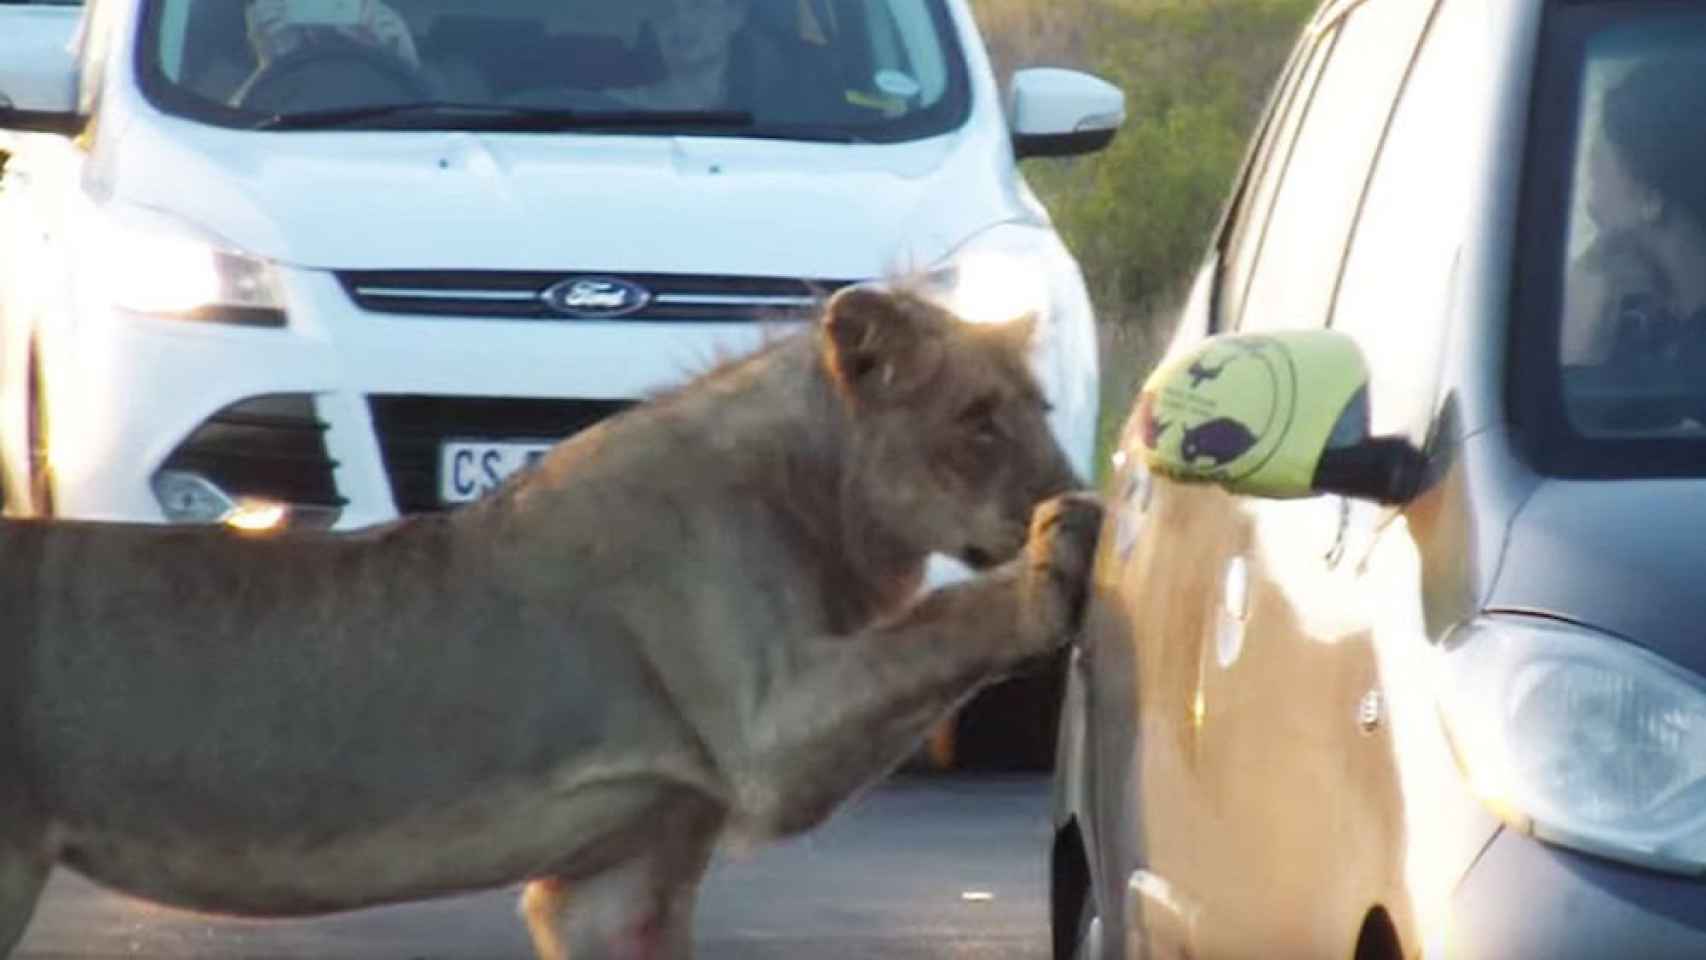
(1052, 0, 1706, 957)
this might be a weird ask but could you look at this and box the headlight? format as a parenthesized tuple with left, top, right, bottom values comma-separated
(919, 221, 1100, 480)
(924, 222, 1055, 327)
(78, 206, 287, 326)
(1440, 616, 1706, 874)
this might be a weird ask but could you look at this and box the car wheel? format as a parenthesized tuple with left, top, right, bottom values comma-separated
(26, 350, 54, 517)
(1071, 894, 1104, 960)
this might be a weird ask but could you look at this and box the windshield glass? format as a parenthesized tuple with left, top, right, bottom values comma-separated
(1515, 4, 1706, 476)
(137, 0, 969, 141)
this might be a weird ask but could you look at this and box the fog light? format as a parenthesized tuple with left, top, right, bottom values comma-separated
(226, 500, 289, 532)
(152, 470, 235, 523)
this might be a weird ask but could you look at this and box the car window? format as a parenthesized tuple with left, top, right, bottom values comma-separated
(1216, 20, 1335, 333)
(1235, 0, 1438, 332)
(135, 0, 970, 143)
(1556, 16, 1706, 439)
(1513, 3, 1706, 476)
(1331, 0, 1481, 442)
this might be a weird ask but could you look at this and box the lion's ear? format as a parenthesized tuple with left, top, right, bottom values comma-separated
(822, 285, 944, 403)
(989, 311, 1038, 354)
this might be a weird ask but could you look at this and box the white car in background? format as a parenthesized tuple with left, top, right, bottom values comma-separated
(0, 0, 1119, 763)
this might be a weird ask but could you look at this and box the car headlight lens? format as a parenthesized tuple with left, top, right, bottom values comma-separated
(925, 223, 1055, 326)
(1440, 616, 1706, 874)
(80, 206, 287, 326)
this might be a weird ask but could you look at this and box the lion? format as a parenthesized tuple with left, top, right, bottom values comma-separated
(0, 282, 1102, 960)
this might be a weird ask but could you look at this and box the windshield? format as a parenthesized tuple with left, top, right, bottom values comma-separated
(136, 0, 970, 142)
(1514, 3, 1706, 476)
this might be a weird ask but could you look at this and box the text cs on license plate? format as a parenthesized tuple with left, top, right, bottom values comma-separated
(440, 440, 556, 504)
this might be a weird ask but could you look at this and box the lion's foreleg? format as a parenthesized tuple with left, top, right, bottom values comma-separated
(735, 494, 1102, 837)
(0, 823, 50, 958)
(733, 569, 1029, 835)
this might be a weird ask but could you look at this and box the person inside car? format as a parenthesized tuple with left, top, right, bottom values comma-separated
(614, 0, 756, 111)
(1562, 56, 1706, 370)
(184, 0, 419, 105)
(612, 0, 842, 120)
(245, 0, 420, 73)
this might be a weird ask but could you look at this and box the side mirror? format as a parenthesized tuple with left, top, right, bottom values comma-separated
(0, 5, 84, 137)
(1008, 68, 1124, 159)
(1132, 330, 1424, 504)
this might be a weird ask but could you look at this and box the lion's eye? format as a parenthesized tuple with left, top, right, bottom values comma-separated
(958, 395, 1002, 443)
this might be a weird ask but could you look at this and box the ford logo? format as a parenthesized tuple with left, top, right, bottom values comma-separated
(541, 277, 652, 318)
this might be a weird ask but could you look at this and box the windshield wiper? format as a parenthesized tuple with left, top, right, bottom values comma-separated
(253, 102, 757, 133)
(255, 102, 548, 131)
(736, 123, 873, 144)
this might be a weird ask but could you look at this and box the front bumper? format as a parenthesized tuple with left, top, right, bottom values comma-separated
(39, 262, 1099, 530)
(43, 267, 788, 527)
(1445, 828, 1706, 959)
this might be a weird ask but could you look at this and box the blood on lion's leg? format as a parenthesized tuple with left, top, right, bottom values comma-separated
(926, 718, 957, 769)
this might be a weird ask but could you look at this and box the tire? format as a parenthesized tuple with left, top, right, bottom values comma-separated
(1071, 893, 1104, 960)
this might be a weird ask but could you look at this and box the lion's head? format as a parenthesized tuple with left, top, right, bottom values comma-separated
(820, 282, 1079, 571)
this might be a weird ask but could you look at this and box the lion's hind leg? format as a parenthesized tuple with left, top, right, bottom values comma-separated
(518, 793, 722, 960)
(520, 859, 703, 960)
(0, 824, 50, 958)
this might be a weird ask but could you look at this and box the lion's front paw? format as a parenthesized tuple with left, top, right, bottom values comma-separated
(1020, 492, 1104, 647)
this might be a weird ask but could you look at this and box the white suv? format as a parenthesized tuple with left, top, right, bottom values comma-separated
(0, 0, 1119, 533)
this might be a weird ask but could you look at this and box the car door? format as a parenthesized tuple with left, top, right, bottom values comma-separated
(1083, 17, 1331, 959)
(1308, 0, 1493, 951)
(1194, 2, 1442, 955)
(1099, 1, 1445, 957)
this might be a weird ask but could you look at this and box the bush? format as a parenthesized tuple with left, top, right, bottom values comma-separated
(971, 0, 1315, 473)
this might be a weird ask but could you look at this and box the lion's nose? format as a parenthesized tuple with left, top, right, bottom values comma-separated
(1036, 451, 1081, 501)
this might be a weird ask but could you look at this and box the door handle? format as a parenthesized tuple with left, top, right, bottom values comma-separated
(1357, 688, 1383, 734)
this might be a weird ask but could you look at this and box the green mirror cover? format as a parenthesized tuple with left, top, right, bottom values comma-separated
(1134, 331, 1369, 498)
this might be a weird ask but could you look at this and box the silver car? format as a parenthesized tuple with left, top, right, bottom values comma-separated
(1053, 0, 1706, 957)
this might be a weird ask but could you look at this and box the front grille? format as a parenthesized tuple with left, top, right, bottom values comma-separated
(368, 395, 632, 513)
(337, 270, 854, 322)
(160, 395, 345, 509)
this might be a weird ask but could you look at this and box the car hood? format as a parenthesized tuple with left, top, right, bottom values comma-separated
(101, 121, 1018, 277)
(1490, 478, 1706, 678)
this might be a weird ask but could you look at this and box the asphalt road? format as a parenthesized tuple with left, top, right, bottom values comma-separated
(13, 775, 1054, 960)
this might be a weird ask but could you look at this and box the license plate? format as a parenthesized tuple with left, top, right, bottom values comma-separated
(440, 440, 556, 504)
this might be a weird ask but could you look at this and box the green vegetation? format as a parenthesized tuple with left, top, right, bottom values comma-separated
(971, 0, 1316, 478)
